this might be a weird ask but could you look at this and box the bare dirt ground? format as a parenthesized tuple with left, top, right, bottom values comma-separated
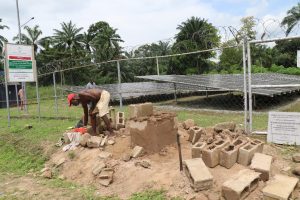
(0, 175, 89, 200)
(1, 126, 300, 200)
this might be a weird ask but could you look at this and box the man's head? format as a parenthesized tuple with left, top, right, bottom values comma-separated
(68, 93, 80, 106)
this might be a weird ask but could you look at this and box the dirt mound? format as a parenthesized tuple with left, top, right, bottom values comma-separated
(44, 120, 300, 199)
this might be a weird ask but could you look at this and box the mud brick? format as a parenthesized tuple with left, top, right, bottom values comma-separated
(191, 142, 206, 158)
(87, 136, 102, 148)
(222, 169, 261, 200)
(262, 174, 298, 200)
(183, 158, 213, 191)
(183, 119, 195, 130)
(80, 133, 91, 147)
(131, 146, 144, 158)
(237, 143, 257, 166)
(128, 102, 153, 118)
(116, 112, 125, 129)
(214, 122, 236, 132)
(202, 139, 230, 168)
(250, 153, 273, 181)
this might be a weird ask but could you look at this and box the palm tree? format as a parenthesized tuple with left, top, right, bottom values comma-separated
(281, 3, 300, 36)
(13, 25, 43, 54)
(0, 18, 9, 53)
(88, 21, 123, 61)
(52, 21, 83, 51)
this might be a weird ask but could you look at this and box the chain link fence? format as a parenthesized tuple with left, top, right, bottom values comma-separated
(2, 35, 300, 134)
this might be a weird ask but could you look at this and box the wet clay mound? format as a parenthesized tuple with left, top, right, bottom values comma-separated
(129, 112, 177, 153)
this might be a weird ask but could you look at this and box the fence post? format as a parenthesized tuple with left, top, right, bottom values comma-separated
(242, 38, 249, 133)
(15, 84, 20, 113)
(36, 76, 41, 121)
(173, 83, 177, 102)
(117, 61, 123, 108)
(247, 42, 253, 133)
(156, 56, 160, 76)
(53, 71, 58, 116)
(60, 71, 63, 98)
(4, 55, 11, 127)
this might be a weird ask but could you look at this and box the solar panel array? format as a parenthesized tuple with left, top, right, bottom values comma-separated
(137, 73, 300, 97)
(63, 82, 225, 101)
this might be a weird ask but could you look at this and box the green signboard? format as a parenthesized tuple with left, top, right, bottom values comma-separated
(8, 60, 33, 69)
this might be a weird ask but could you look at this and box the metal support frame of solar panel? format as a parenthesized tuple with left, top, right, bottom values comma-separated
(136, 73, 300, 97)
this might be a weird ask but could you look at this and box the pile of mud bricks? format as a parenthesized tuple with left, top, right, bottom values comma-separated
(184, 123, 299, 200)
(128, 102, 177, 153)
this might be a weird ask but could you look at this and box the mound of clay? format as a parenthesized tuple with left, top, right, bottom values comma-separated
(129, 112, 177, 153)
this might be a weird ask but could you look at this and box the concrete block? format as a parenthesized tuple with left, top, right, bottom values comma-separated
(214, 122, 236, 132)
(220, 145, 238, 169)
(232, 137, 248, 148)
(220, 138, 248, 169)
(250, 153, 273, 181)
(262, 174, 298, 200)
(191, 142, 206, 158)
(116, 112, 125, 129)
(251, 139, 264, 153)
(237, 143, 257, 166)
(192, 127, 204, 144)
(183, 158, 213, 191)
(87, 136, 102, 148)
(131, 146, 144, 158)
(222, 169, 261, 200)
(202, 139, 230, 168)
(188, 126, 202, 142)
(128, 102, 153, 118)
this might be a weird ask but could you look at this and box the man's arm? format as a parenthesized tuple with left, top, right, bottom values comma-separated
(82, 102, 89, 126)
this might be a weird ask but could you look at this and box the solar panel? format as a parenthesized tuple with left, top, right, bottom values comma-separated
(136, 73, 300, 97)
(63, 82, 226, 101)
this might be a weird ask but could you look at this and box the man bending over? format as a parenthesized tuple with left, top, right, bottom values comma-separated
(68, 89, 113, 136)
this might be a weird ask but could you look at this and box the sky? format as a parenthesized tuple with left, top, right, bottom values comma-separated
(0, 0, 299, 49)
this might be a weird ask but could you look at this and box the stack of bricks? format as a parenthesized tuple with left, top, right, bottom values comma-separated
(197, 134, 264, 169)
(116, 111, 125, 129)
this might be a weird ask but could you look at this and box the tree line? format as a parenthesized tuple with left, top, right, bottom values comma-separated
(0, 2, 300, 86)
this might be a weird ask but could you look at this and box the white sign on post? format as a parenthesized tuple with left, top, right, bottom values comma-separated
(267, 112, 300, 145)
(297, 50, 300, 68)
(5, 43, 36, 82)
